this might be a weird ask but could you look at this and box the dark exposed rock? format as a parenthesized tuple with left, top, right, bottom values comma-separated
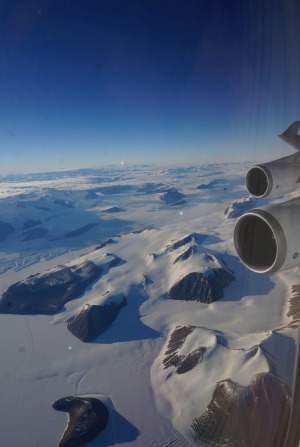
(160, 189, 186, 205)
(0, 260, 103, 315)
(173, 245, 197, 264)
(191, 372, 290, 447)
(0, 221, 14, 242)
(102, 206, 125, 213)
(168, 269, 235, 304)
(171, 199, 185, 206)
(65, 223, 99, 238)
(22, 227, 48, 241)
(96, 185, 134, 194)
(143, 275, 153, 285)
(68, 298, 127, 342)
(177, 347, 207, 374)
(22, 219, 41, 230)
(35, 205, 50, 211)
(197, 180, 219, 189)
(224, 196, 257, 218)
(94, 238, 116, 251)
(108, 256, 122, 268)
(169, 233, 207, 251)
(165, 326, 195, 357)
(53, 396, 109, 447)
(53, 199, 75, 208)
(137, 183, 170, 194)
(164, 326, 195, 368)
(163, 326, 207, 374)
(131, 226, 157, 234)
(205, 253, 219, 263)
(85, 189, 99, 200)
(17, 201, 26, 208)
(287, 285, 300, 326)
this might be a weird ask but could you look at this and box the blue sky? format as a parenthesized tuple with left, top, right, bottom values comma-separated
(0, 0, 300, 174)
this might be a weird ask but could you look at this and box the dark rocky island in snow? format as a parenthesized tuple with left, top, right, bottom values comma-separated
(35, 205, 50, 211)
(163, 326, 207, 374)
(64, 223, 99, 238)
(102, 206, 125, 213)
(0, 221, 14, 242)
(173, 245, 198, 264)
(96, 185, 134, 194)
(68, 298, 127, 342)
(287, 284, 300, 327)
(53, 198, 75, 208)
(224, 196, 257, 218)
(85, 189, 99, 200)
(197, 179, 220, 189)
(22, 219, 41, 230)
(137, 183, 170, 194)
(53, 396, 109, 447)
(160, 189, 186, 205)
(0, 260, 102, 315)
(168, 268, 235, 303)
(191, 372, 290, 447)
(168, 233, 208, 251)
(22, 226, 49, 241)
(107, 255, 122, 268)
(94, 238, 117, 251)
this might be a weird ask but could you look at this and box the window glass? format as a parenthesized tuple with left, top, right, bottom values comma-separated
(0, 1, 299, 446)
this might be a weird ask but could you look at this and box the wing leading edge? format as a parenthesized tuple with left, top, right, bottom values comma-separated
(279, 121, 300, 150)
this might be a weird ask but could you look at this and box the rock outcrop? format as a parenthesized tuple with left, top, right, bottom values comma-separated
(168, 233, 207, 251)
(197, 180, 219, 189)
(191, 372, 290, 447)
(22, 219, 41, 229)
(85, 189, 99, 200)
(22, 227, 48, 241)
(64, 223, 99, 238)
(173, 245, 198, 263)
(168, 268, 235, 303)
(224, 196, 257, 218)
(102, 206, 125, 213)
(53, 199, 75, 208)
(96, 185, 134, 194)
(0, 221, 14, 242)
(0, 261, 102, 315)
(138, 183, 170, 194)
(287, 284, 300, 328)
(163, 326, 207, 374)
(67, 298, 127, 342)
(94, 238, 117, 251)
(160, 189, 186, 205)
(108, 256, 122, 268)
(53, 396, 109, 447)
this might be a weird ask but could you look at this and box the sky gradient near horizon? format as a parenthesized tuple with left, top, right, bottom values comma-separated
(0, 0, 300, 174)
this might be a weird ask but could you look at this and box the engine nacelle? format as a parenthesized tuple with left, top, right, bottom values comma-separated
(246, 152, 300, 198)
(234, 197, 300, 273)
(234, 121, 300, 273)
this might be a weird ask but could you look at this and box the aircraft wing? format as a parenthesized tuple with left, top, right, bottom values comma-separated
(279, 121, 300, 150)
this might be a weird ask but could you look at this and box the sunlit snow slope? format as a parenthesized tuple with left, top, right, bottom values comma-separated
(0, 163, 297, 447)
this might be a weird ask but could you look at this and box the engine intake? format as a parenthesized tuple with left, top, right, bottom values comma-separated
(246, 152, 300, 198)
(234, 198, 300, 273)
(234, 122, 300, 273)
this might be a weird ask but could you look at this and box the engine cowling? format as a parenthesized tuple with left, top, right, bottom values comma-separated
(234, 197, 300, 273)
(246, 152, 300, 198)
(234, 121, 300, 273)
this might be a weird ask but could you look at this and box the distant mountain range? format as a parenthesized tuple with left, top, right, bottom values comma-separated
(0, 163, 295, 447)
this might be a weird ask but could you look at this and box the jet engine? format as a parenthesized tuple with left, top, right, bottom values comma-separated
(246, 152, 300, 198)
(234, 121, 300, 273)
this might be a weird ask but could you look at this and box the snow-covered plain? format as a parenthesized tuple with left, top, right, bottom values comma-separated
(0, 162, 297, 446)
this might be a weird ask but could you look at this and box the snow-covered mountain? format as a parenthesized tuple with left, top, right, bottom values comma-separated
(0, 163, 296, 446)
